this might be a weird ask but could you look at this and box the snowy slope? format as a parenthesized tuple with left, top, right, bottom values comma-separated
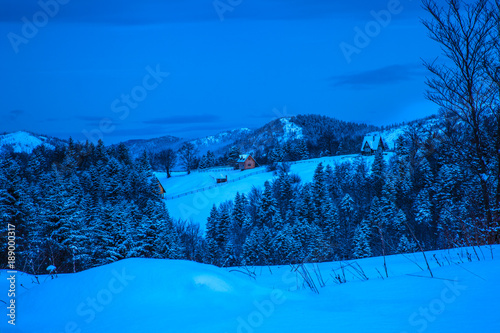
(159, 153, 393, 230)
(191, 128, 252, 147)
(367, 127, 407, 150)
(0, 131, 58, 154)
(3, 245, 499, 333)
(238, 117, 306, 153)
(118, 128, 253, 158)
(369, 116, 442, 150)
(279, 117, 303, 142)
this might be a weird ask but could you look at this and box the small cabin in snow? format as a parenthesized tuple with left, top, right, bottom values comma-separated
(156, 177, 166, 198)
(361, 133, 386, 155)
(216, 175, 228, 183)
(237, 154, 256, 170)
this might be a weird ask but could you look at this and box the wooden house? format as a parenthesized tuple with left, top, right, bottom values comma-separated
(361, 133, 386, 155)
(237, 154, 256, 170)
(156, 177, 166, 198)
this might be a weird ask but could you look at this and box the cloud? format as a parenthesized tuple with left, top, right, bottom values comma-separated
(248, 111, 282, 119)
(73, 115, 112, 127)
(90, 123, 232, 141)
(0, 0, 423, 24)
(166, 123, 233, 133)
(75, 115, 105, 121)
(39, 116, 72, 123)
(0, 0, 218, 24)
(7, 109, 24, 121)
(92, 125, 167, 138)
(142, 114, 220, 125)
(330, 64, 426, 89)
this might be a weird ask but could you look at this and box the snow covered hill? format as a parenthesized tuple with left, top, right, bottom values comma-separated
(0, 131, 64, 154)
(243, 117, 304, 147)
(279, 117, 304, 142)
(369, 116, 442, 150)
(4, 245, 499, 333)
(116, 128, 252, 158)
(117, 118, 309, 159)
(189, 128, 253, 155)
(117, 113, 417, 159)
(159, 153, 393, 230)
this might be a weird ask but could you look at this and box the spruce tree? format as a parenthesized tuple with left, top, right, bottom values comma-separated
(205, 205, 219, 245)
(227, 146, 241, 167)
(353, 219, 372, 259)
(371, 149, 386, 197)
(222, 241, 238, 267)
(397, 234, 417, 254)
(311, 163, 328, 223)
(298, 139, 309, 160)
(257, 181, 278, 227)
(340, 194, 355, 234)
(242, 227, 262, 265)
(414, 189, 433, 227)
(216, 207, 231, 250)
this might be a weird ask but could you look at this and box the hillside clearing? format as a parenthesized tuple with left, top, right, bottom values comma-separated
(159, 153, 393, 230)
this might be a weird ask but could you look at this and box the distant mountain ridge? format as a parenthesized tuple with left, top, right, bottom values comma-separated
(0, 131, 67, 154)
(115, 114, 396, 159)
(1, 114, 439, 158)
(118, 135, 183, 158)
(189, 128, 253, 156)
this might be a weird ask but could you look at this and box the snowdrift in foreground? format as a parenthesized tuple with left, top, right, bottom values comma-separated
(2, 246, 499, 333)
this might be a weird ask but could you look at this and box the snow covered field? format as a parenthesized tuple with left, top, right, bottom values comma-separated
(159, 153, 393, 230)
(2, 245, 498, 333)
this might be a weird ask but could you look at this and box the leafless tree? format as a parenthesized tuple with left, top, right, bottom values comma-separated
(482, 0, 500, 218)
(156, 148, 177, 178)
(179, 142, 198, 175)
(422, 0, 498, 241)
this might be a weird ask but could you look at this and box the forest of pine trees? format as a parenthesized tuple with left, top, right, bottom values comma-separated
(1, 111, 499, 273)
(0, 140, 183, 274)
(200, 118, 499, 266)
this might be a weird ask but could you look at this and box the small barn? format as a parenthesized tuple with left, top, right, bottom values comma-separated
(216, 175, 228, 183)
(237, 154, 256, 170)
(361, 133, 386, 155)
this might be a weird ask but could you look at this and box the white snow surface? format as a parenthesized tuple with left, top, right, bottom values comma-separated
(3, 245, 499, 333)
(367, 117, 441, 151)
(190, 128, 252, 147)
(0, 131, 55, 154)
(158, 153, 393, 230)
(279, 117, 303, 142)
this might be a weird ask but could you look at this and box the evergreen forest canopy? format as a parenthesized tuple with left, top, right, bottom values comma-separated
(1, 111, 498, 274)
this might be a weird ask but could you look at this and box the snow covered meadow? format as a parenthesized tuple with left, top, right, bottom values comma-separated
(160, 153, 390, 230)
(2, 245, 498, 333)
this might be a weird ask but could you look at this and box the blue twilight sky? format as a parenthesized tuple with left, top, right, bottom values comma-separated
(0, 0, 445, 144)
